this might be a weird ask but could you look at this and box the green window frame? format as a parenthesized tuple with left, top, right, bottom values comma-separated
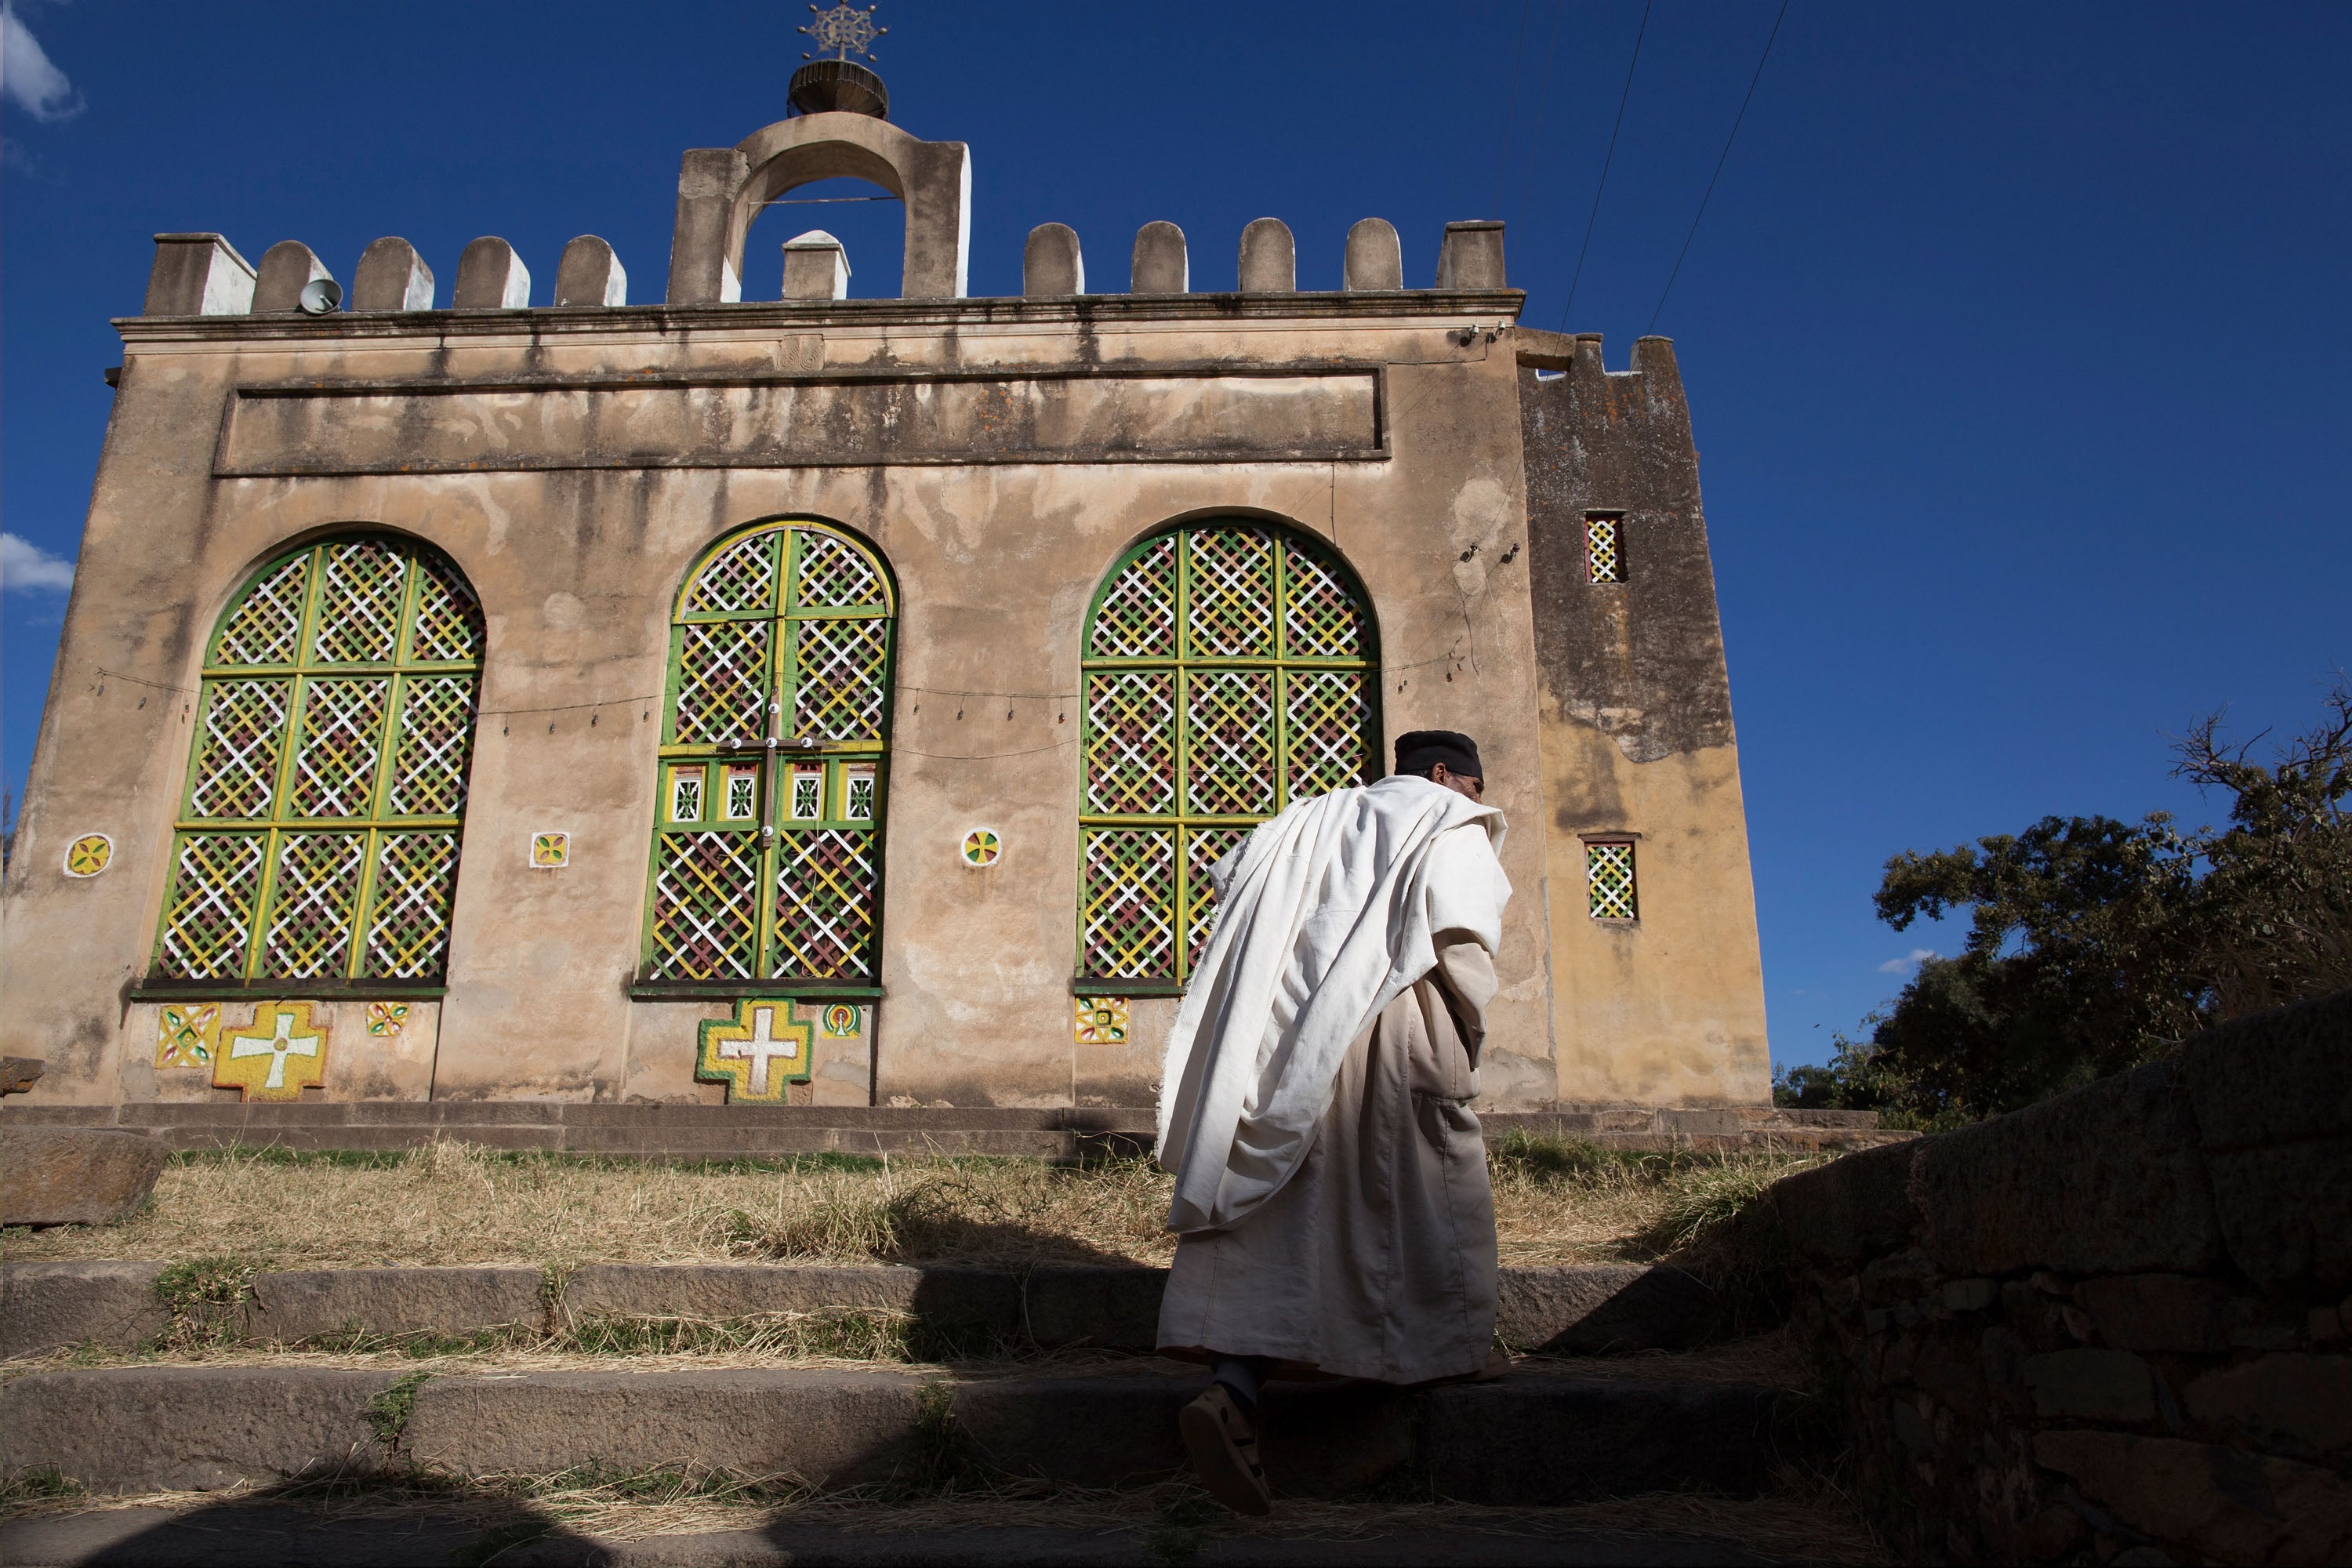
(1077, 519, 1379, 987)
(151, 533, 484, 988)
(638, 520, 895, 989)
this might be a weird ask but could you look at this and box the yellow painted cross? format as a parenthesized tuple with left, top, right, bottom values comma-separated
(216, 1002, 328, 1102)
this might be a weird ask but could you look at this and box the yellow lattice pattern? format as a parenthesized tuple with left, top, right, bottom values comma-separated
(1586, 516, 1624, 583)
(1587, 841, 1637, 920)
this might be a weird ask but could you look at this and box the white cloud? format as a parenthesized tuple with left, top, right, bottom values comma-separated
(1877, 947, 1941, 974)
(1, 532, 76, 593)
(2, 6, 82, 122)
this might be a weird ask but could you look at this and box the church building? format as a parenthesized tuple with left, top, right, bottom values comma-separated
(2, 47, 1772, 1120)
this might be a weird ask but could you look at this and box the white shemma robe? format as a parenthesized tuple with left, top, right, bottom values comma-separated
(1154, 777, 1511, 1385)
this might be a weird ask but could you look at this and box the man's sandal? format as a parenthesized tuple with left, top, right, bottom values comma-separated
(1178, 1384, 1272, 1515)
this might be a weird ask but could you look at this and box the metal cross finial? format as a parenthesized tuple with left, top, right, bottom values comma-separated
(799, 2, 886, 63)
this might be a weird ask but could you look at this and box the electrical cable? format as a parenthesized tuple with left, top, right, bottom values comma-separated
(1559, 0, 1653, 330)
(1646, 0, 1790, 333)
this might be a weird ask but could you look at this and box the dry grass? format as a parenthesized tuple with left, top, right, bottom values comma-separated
(0, 1134, 1828, 1275)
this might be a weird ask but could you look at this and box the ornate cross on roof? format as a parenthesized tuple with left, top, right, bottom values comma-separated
(800, 2, 886, 64)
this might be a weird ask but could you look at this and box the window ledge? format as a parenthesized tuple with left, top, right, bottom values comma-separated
(626, 981, 885, 1001)
(129, 980, 449, 1001)
(1073, 978, 1185, 998)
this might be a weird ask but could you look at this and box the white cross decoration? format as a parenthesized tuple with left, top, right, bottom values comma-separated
(230, 1011, 321, 1091)
(717, 1005, 801, 1098)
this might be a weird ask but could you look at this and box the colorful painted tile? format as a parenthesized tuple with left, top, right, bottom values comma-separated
(215, 1001, 328, 1102)
(365, 1000, 411, 1037)
(531, 831, 570, 868)
(155, 1003, 220, 1069)
(820, 1003, 863, 1038)
(960, 827, 1001, 867)
(1075, 995, 1130, 1045)
(64, 833, 113, 877)
(696, 999, 814, 1105)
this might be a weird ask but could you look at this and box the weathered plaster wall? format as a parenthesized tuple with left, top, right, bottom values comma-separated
(2, 296, 1563, 1111)
(1515, 332, 1770, 1106)
(1769, 990, 2352, 1564)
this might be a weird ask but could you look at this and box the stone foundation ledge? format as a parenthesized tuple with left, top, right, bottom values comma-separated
(1, 1261, 1722, 1362)
(1764, 988, 2352, 1566)
(0, 1361, 1802, 1503)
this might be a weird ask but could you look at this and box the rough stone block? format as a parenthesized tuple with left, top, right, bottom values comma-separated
(1237, 217, 1295, 292)
(247, 1268, 546, 1342)
(1769, 1138, 1923, 1263)
(2183, 1354, 2352, 1457)
(554, 235, 627, 307)
(2034, 1428, 2352, 1563)
(1, 1128, 165, 1226)
(1494, 1265, 1719, 1352)
(401, 1369, 925, 1486)
(2020, 1348, 2155, 1421)
(0, 1261, 168, 1357)
(1343, 217, 1402, 291)
(2180, 989, 2352, 1151)
(1424, 1374, 1784, 1504)
(562, 1263, 926, 1320)
(1021, 223, 1083, 296)
(2073, 1273, 2232, 1352)
(1131, 220, 1187, 294)
(252, 241, 334, 312)
(1434, 220, 1505, 289)
(143, 233, 255, 316)
(0, 1367, 398, 1492)
(952, 1372, 1194, 1489)
(452, 236, 530, 309)
(2207, 1138, 2352, 1287)
(1914, 1059, 2223, 1276)
(350, 237, 434, 310)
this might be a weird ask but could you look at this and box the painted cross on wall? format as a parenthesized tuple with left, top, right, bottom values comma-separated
(696, 998, 815, 1104)
(213, 1001, 328, 1101)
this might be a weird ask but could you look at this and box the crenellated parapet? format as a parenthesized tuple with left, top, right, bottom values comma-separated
(139, 118, 1519, 318)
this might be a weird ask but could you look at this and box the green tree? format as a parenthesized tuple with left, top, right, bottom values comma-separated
(1779, 681, 2351, 1123)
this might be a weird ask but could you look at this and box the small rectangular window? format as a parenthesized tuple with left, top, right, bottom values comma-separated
(843, 764, 876, 822)
(724, 764, 759, 822)
(1586, 514, 1624, 583)
(1587, 840, 1637, 920)
(669, 767, 703, 824)
(790, 765, 823, 822)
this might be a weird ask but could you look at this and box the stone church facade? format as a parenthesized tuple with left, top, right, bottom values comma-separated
(2, 99, 1771, 1115)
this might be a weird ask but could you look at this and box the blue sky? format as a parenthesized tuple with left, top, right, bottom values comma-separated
(4, 2, 2346, 1071)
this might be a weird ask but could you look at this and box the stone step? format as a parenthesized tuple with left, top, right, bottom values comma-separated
(0, 1502, 1808, 1566)
(0, 1102, 1902, 1160)
(0, 1361, 1807, 1506)
(2, 1260, 1723, 1361)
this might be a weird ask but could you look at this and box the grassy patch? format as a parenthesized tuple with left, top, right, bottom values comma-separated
(365, 1371, 432, 1448)
(149, 1257, 252, 1350)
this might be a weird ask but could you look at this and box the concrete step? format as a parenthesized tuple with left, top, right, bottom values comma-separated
(2, 1260, 1724, 1361)
(0, 1360, 1809, 1505)
(0, 1504, 1806, 1566)
(0, 1102, 1904, 1160)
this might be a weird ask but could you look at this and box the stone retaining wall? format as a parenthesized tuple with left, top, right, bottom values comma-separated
(1767, 989, 2352, 1564)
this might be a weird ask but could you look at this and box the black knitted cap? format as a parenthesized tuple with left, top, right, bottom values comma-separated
(1393, 729, 1482, 780)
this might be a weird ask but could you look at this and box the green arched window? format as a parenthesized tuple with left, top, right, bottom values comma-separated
(154, 533, 484, 984)
(641, 521, 894, 985)
(1078, 520, 1378, 984)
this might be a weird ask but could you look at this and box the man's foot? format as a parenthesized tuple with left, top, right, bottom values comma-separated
(1178, 1384, 1272, 1515)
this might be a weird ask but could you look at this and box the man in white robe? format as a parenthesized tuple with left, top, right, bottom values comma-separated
(1153, 730, 1511, 1515)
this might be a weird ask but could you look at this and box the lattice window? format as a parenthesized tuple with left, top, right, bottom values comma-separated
(153, 534, 484, 985)
(1078, 521, 1377, 982)
(642, 521, 894, 985)
(1586, 514, 1624, 583)
(1587, 840, 1638, 920)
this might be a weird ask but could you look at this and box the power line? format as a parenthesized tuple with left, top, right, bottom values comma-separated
(1559, 0, 1653, 330)
(1646, 0, 1791, 332)
(1491, 0, 1534, 215)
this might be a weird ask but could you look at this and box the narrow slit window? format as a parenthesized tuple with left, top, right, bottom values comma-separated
(723, 765, 759, 822)
(670, 768, 704, 824)
(1586, 515, 1624, 583)
(1587, 840, 1637, 920)
(844, 765, 876, 822)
